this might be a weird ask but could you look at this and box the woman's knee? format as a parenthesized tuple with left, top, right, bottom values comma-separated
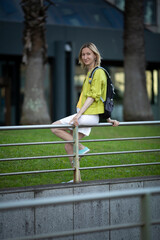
(51, 121, 61, 134)
(51, 127, 57, 135)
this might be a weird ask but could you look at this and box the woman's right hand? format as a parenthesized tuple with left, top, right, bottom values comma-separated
(69, 113, 81, 126)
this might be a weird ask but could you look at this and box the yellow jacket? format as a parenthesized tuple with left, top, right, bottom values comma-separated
(77, 68, 107, 115)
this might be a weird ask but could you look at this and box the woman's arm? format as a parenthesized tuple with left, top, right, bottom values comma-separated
(70, 97, 94, 126)
(77, 97, 94, 116)
(106, 118, 119, 127)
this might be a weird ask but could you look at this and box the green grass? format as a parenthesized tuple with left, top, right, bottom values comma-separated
(0, 125, 160, 189)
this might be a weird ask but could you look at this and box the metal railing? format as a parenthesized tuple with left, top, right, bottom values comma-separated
(0, 187, 160, 240)
(0, 121, 160, 183)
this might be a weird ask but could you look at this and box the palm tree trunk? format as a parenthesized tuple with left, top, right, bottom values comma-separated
(123, 0, 153, 121)
(20, 0, 51, 124)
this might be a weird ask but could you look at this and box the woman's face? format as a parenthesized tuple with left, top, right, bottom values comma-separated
(81, 47, 96, 69)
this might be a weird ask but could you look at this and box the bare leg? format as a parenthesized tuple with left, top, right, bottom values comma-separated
(51, 121, 85, 181)
(51, 120, 74, 141)
(51, 120, 85, 150)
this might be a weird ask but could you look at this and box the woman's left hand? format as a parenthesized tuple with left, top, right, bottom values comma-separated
(112, 120, 119, 127)
(107, 118, 119, 127)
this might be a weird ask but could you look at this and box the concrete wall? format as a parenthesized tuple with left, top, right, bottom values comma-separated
(0, 176, 160, 240)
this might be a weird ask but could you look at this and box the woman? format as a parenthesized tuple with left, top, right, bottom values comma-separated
(51, 43, 119, 180)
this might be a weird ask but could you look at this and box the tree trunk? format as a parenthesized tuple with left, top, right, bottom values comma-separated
(20, 0, 51, 124)
(21, 55, 50, 124)
(123, 0, 153, 121)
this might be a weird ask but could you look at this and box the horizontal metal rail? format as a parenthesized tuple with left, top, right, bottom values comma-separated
(79, 162, 160, 171)
(0, 136, 159, 148)
(84, 149, 160, 157)
(0, 168, 74, 176)
(0, 149, 159, 162)
(0, 223, 145, 240)
(0, 140, 74, 147)
(0, 154, 74, 162)
(0, 162, 160, 177)
(2, 220, 160, 240)
(81, 136, 160, 143)
(2, 223, 145, 240)
(0, 121, 160, 131)
(0, 187, 160, 240)
(0, 124, 74, 131)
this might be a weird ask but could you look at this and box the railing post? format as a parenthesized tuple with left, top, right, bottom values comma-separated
(73, 126, 80, 183)
(141, 193, 152, 240)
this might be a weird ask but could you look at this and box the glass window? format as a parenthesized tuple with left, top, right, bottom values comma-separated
(115, 0, 157, 26)
(115, 0, 125, 10)
(146, 70, 152, 101)
(107, 66, 125, 104)
(59, 7, 85, 26)
(0, 87, 5, 125)
(146, 69, 158, 104)
(144, 0, 157, 25)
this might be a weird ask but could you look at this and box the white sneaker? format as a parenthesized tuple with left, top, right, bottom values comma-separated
(68, 180, 74, 183)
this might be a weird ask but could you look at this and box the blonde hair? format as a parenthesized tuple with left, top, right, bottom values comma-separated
(78, 42, 101, 68)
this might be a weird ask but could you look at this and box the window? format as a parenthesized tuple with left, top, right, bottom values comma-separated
(144, 0, 157, 25)
(115, 0, 125, 11)
(115, 0, 157, 26)
(146, 69, 158, 104)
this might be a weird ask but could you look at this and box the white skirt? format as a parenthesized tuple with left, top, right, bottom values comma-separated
(60, 110, 99, 136)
